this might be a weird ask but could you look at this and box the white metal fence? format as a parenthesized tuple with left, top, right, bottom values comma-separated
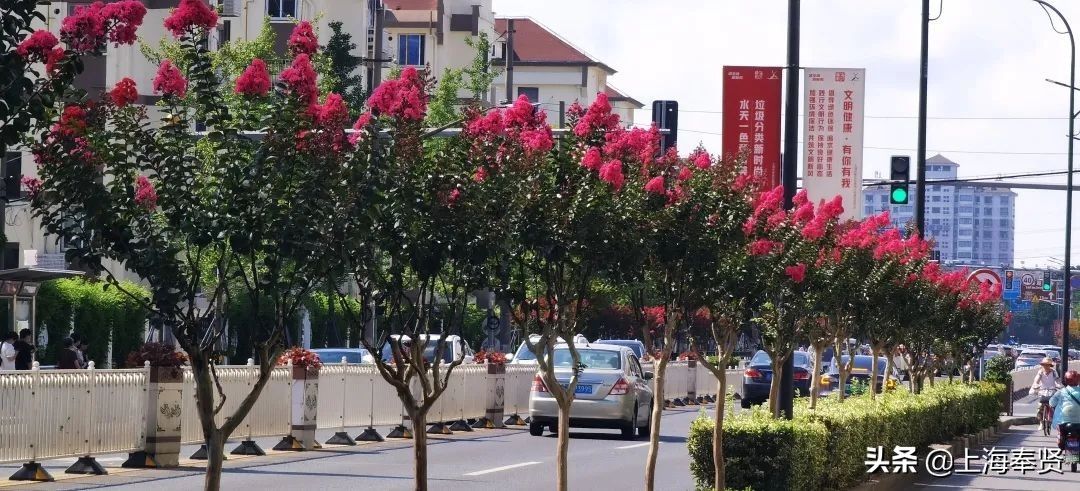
(504, 365, 536, 417)
(0, 364, 147, 464)
(317, 363, 403, 429)
(180, 365, 291, 444)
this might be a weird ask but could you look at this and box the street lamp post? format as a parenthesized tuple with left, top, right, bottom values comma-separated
(1032, 0, 1075, 376)
(778, 0, 801, 421)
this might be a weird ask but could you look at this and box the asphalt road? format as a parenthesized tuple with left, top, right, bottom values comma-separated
(1, 405, 716, 491)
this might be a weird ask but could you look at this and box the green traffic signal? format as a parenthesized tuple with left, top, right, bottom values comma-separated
(890, 186, 909, 204)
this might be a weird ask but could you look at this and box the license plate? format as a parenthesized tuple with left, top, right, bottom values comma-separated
(561, 384, 593, 395)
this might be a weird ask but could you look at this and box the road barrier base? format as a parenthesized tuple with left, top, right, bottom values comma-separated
(273, 435, 307, 451)
(472, 417, 497, 429)
(231, 439, 266, 456)
(449, 420, 474, 432)
(357, 427, 385, 442)
(696, 396, 707, 404)
(65, 456, 107, 475)
(524, 416, 532, 424)
(427, 422, 453, 435)
(9, 461, 54, 482)
(326, 431, 357, 446)
(504, 414, 526, 426)
(685, 397, 698, 406)
(121, 451, 157, 468)
(673, 398, 686, 407)
(386, 425, 413, 439)
(664, 399, 673, 409)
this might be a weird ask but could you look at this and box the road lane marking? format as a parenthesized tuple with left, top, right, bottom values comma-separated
(616, 442, 651, 449)
(464, 461, 542, 476)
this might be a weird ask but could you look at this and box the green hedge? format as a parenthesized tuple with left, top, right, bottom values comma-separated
(34, 278, 150, 367)
(688, 382, 1005, 490)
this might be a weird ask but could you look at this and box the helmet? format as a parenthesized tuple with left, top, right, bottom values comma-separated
(1065, 370, 1080, 387)
(1040, 357, 1055, 367)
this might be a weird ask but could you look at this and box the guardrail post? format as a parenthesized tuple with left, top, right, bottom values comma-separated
(474, 363, 507, 429)
(274, 362, 320, 451)
(10, 362, 54, 482)
(327, 359, 357, 445)
(686, 360, 699, 405)
(231, 359, 266, 455)
(123, 362, 183, 468)
(356, 369, 385, 441)
(66, 362, 107, 475)
(450, 369, 474, 432)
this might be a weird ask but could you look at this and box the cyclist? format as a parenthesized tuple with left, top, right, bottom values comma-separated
(1050, 370, 1080, 453)
(1031, 357, 1062, 427)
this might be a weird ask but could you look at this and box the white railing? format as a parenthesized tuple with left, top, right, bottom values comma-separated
(426, 363, 488, 423)
(317, 363, 404, 429)
(180, 365, 290, 444)
(504, 365, 535, 417)
(0, 364, 147, 464)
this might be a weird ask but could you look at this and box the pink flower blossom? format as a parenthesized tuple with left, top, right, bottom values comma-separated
(235, 58, 271, 96)
(100, 0, 146, 45)
(316, 92, 349, 126)
(689, 148, 712, 169)
(677, 166, 693, 181)
(43, 46, 66, 75)
(785, 263, 807, 283)
(153, 60, 187, 98)
(644, 176, 666, 194)
(580, 147, 603, 171)
(473, 166, 489, 182)
(467, 110, 504, 136)
(163, 0, 218, 38)
(765, 210, 787, 230)
(367, 66, 428, 122)
(21, 177, 43, 200)
(733, 172, 753, 191)
(748, 239, 775, 256)
(519, 128, 554, 155)
(280, 54, 318, 105)
(598, 159, 625, 190)
(793, 189, 809, 207)
(60, 2, 107, 52)
(287, 21, 319, 55)
(666, 185, 686, 205)
(567, 100, 585, 120)
(505, 94, 538, 126)
(52, 105, 88, 137)
(573, 93, 621, 137)
(447, 188, 462, 206)
(602, 126, 659, 164)
(801, 221, 826, 241)
(348, 112, 374, 145)
(110, 77, 138, 107)
(16, 31, 58, 60)
(134, 176, 158, 210)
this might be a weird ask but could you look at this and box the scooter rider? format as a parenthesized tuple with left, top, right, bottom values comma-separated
(1050, 370, 1080, 434)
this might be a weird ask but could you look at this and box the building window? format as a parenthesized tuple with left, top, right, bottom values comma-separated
(517, 87, 539, 103)
(959, 218, 972, 224)
(974, 196, 981, 203)
(999, 218, 1009, 227)
(958, 206, 972, 213)
(983, 207, 993, 215)
(983, 243, 992, 251)
(931, 195, 940, 202)
(1000, 231, 1009, 239)
(1000, 196, 1010, 205)
(959, 229, 972, 237)
(982, 219, 992, 226)
(999, 207, 1009, 215)
(267, 0, 297, 19)
(931, 207, 940, 213)
(932, 185, 940, 191)
(880, 195, 887, 203)
(959, 195, 973, 202)
(397, 34, 426, 66)
(958, 252, 971, 259)
(982, 231, 992, 238)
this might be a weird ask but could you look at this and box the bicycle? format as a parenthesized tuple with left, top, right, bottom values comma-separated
(1035, 388, 1059, 436)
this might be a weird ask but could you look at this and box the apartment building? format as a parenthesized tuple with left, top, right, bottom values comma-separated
(862, 154, 1016, 266)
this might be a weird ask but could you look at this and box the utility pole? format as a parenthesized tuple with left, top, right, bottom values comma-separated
(368, 0, 385, 94)
(504, 19, 515, 103)
(778, 0, 800, 421)
(915, 0, 930, 237)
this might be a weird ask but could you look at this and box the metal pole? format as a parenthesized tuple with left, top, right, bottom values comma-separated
(505, 19, 515, 103)
(915, 0, 930, 236)
(779, 0, 801, 421)
(1033, 0, 1075, 376)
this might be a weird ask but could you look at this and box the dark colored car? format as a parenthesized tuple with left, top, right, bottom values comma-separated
(822, 355, 890, 396)
(740, 350, 813, 408)
(594, 339, 648, 359)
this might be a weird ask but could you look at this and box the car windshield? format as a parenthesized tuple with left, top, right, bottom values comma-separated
(515, 342, 537, 361)
(1017, 352, 1045, 361)
(597, 340, 644, 358)
(750, 351, 810, 367)
(552, 349, 621, 369)
(382, 340, 454, 363)
(314, 350, 366, 363)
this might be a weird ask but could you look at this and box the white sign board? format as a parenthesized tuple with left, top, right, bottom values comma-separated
(802, 68, 865, 220)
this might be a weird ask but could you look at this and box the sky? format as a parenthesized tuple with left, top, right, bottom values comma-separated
(492, 0, 1080, 269)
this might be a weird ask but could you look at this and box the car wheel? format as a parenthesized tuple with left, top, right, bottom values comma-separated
(548, 422, 558, 435)
(740, 397, 752, 409)
(637, 404, 651, 438)
(621, 407, 637, 440)
(529, 422, 544, 437)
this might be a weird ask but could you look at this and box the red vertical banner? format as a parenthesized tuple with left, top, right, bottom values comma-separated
(722, 66, 783, 188)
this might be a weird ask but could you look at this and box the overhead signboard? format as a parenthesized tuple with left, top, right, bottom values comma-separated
(801, 68, 866, 220)
(722, 66, 782, 188)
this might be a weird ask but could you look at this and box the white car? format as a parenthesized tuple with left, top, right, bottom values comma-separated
(378, 334, 474, 364)
(311, 348, 375, 364)
(508, 334, 589, 364)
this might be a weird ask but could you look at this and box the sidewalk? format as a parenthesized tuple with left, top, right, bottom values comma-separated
(911, 424, 1080, 490)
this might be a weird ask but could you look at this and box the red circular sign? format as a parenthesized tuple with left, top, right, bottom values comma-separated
(967, 268, 1002, 287)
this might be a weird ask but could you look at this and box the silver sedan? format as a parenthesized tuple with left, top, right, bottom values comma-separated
(528, 344, 654, 439)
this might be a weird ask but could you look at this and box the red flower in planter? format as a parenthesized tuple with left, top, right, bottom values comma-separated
(278, 347, 323, 370)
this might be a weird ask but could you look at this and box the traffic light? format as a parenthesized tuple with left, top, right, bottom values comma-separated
(889, 155, 910, 204)
(1043, 271, 1053, 292)
(1005, 270, 1014, 289)
(651, 100, 678, 155)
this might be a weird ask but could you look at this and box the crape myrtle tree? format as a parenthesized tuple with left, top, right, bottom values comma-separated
(645, 150, 756, 491)
(944, 279, 1009, 383)
(26, 3, 353, 489)
(743, 186, 845, 416)
(498, 94, 651, 491)
(902, 265, 969, 393)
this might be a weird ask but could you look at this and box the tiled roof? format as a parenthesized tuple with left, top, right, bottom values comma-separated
(604, 86, 643, 109)
(494, 17, 599, 67)
(383, 0, 437, 10)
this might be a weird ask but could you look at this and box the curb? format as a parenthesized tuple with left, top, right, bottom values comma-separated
(851, 416, 1026, 491)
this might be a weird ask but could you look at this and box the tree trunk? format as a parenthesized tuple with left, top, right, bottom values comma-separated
(884, 351, 895, 392)
(809, 342, 825, 409)
(645, 355, 669, 491)
(203, 430, 226, 491)
(556, 399, 571, 491)
(768, 356, 783, 417)
(869, 347, 880, 400)
(411, 409, 428, 491)
(713, 375, 727, 491)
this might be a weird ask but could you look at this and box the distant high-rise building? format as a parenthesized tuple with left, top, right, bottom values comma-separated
(862, 154, 1016, 266)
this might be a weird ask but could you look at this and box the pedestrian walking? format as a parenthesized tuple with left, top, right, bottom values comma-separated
(14, 328, 34, 370)
(1, 331, 16, 370)
(71, 333, 88, 368)
(57, 337, 80, 369)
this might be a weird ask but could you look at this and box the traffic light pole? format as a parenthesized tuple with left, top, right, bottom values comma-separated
(779, 0, 801, 421)
(915, 0, 930, 236)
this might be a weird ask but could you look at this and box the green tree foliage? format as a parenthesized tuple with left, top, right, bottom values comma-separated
(323, 21, 365, 115)
(35, 278, 149, 367)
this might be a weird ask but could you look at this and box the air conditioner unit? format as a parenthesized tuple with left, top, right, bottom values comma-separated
(220, 0, 242, 17)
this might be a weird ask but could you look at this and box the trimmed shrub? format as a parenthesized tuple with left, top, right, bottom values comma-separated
(688, 382, 1005, 490)
(35, 278, 150, 367)
(983, 354, 1013, 384)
